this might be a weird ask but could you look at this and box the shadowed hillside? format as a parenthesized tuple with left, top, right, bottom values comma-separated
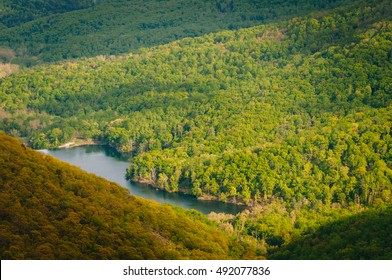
(269, 205, 392, 259)
(0, 132, 256, 259)
(0, 0, 354, 65)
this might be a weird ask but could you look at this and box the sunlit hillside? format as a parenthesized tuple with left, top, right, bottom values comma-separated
(0, 132, 257, 259)
(0, 0, 391, 259)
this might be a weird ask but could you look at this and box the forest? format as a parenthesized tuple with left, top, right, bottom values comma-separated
(1, 132, 391, 259)
(269, 204, 392, 259)
(1, 0, 354, 65)
(0, 0, 391, 259)
(1, 0, 391, 206)
(0, 132, 258, 259)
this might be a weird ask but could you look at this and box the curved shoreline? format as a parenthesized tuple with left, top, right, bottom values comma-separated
(57, 139, 103, 149)
(131, 177, 248, 206)
(55, 141, 249, 208)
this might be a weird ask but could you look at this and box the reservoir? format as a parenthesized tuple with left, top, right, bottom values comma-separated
(43, 145, 245, 215)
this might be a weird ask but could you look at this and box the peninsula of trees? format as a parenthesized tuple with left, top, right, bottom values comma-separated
(1, 0, 391, 206)
(0, 0, 391, 259)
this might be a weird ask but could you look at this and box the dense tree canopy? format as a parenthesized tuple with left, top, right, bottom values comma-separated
(269, 205, 392, 259)
(0, 0, 391, 260)
(1, 0, 391, 208)
(0, 132, 255, 259)
(1, 132, 390, 259)
(0, 0, 355, 65)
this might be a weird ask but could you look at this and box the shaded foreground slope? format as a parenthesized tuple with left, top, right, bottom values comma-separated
(269, 205, 392, 259)
(0, 132, 249, 259)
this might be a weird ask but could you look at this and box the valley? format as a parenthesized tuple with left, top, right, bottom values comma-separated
(43, 144, 246, 214)
(0, 0, 391, 260)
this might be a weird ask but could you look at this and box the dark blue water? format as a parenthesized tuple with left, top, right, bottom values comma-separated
(41, 145, 245, 215)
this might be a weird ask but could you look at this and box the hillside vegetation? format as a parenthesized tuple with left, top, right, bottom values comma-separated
(1, 0, 392, 259)
(269, 205, 392, 259)
(1, 132, 391, 259)
(0, 132, 257, 259)
(1, 0, 391, 208)
(0, 0, 353, 65)
(0, 0, 96, 27)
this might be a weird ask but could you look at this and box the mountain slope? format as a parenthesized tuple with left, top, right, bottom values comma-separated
(1, 0, 391, 208)
(0, 0, 354, 65)
(0, 132, 253, 259)
(1, 0, 392, 260)
(0, 0, 97, 28)
(269, 205, 392, 259)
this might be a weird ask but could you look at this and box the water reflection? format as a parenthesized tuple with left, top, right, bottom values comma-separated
(44, 145, 245, 215)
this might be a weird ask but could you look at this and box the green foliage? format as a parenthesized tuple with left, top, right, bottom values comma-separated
(211, 200, 392, 259)
(1, 0, 391, 208)
(1, 0, 391, 260)
(0, 0, 354, 65)
(269, 205, 392, 259)
(0, 0, 98, 28)
(0, 132, 249, 259)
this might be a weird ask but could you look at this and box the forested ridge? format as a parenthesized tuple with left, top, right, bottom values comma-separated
(0, 132, 256, 259)
(1, 0, 391, 206)
(0, 0, 392, 259)
(0, 0, 354, 65)
(1, 133, 391, 259)
(0, 0, 96, 27)
(269, 204, 392, 259)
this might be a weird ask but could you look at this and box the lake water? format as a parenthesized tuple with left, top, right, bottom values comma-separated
(42, 145, 245, 215)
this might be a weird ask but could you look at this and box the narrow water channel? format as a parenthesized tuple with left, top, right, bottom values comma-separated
(42, 145, 245, 215)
